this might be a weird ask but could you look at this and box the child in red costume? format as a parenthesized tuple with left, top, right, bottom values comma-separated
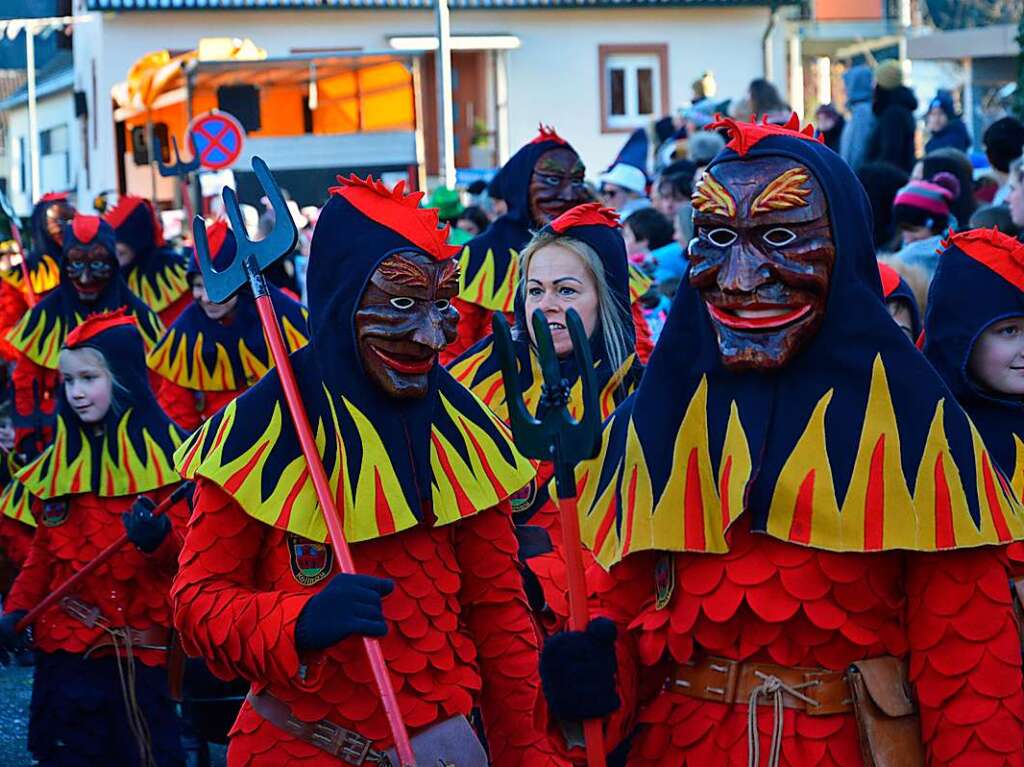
(538, 117, 1024, 766)
(0, 193, 72, 362)
(0, 311, 190, 766)
(149, 220, 308, 431)
(450, 203, 644, 634)
(105, 195, 191, 326)
(6, 215, 163, 463)
(171, 175, 567, 765)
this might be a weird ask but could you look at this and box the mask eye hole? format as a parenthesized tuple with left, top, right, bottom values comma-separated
(434, 299, 451, 311)
(763, 227, 797, 247)
(389, 297, 415, 310)
(706, 227, 737, 247)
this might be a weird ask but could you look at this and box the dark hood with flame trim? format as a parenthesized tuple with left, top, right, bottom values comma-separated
(175, 177, 534, 544)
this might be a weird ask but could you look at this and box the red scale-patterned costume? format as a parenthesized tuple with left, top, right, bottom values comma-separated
(6, 488, 187, 667)
(172, 175, 567, 765)
(585, 519, 1024, 766)
(542, 117, 1024, 766)
(174, 484, 562, 765)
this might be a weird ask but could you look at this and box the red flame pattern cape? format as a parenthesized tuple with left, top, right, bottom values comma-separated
(148, 222, 308, 427)
(104, 195, 190, 322)
(555, 118, 1024, 766)
(450, 203, 643, 629)
(169, 176, 569, 764)
(2, 311, 189, 668)
(6, 216, 164, 371)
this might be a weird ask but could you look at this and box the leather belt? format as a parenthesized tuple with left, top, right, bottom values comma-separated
(666, 655, 854, 716)
(60, 596, 172, 658)
(246, 691, 393, 766)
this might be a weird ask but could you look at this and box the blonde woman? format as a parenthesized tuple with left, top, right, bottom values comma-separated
(450, 203, 644, 633)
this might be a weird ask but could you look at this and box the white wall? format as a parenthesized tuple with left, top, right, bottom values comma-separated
(5, 88, 79, 216)
(79, 5, 774, 204)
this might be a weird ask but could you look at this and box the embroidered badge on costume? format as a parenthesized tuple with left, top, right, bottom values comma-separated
(655, 552, 675, 610)
(288, 534, 333, 586)
(40, 499, 69, 527)
(509, 478, 538, 516)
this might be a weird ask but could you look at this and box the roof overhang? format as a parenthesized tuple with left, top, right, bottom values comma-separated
(907, 23, 1018, 61)
(388, 34, 520, 51)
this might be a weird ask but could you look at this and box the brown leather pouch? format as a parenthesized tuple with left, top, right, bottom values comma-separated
(847, 657, 924, 767)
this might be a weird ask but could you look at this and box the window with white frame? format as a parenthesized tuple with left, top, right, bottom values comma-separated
(599, 45, 668, 133)
(39, 124, 70, 191)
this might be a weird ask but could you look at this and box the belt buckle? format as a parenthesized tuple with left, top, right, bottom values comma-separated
(310, 721, 372, 765)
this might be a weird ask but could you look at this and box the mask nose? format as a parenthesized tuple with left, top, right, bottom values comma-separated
(717, 241, 771, 295)
(411, 311, 447, 352)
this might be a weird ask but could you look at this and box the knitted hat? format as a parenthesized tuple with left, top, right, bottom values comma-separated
(875, 60, 903, 91)
(892, 172, 959, 230)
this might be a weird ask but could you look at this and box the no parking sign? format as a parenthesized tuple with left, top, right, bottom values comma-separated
(188, 111, 246, 171)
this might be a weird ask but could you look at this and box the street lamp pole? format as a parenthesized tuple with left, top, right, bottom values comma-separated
(434, 0, 456, 188)
(25, 23, 40, 203)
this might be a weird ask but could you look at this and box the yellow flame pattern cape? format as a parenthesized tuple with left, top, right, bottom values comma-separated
(175, 347, 535, 544)
(148, 288, 308, 392)
(577, 125, 1024, 570)
(176, 182, 535, 545)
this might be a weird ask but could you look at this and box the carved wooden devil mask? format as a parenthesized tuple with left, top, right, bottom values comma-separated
(688, 156, 835, 370)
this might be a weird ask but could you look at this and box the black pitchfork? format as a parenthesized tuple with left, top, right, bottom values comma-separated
(491, 308, 606, 767)
(153, 133, 200, 231)
(192, 157, 417, 766)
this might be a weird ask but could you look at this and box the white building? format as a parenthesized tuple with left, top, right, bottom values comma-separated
(60, 0, 791, 210)
(1, 51, 79, 215)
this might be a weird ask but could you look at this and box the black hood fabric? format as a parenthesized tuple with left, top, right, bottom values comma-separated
(6, 215, 163, 371)
(574, 116, 1024, 569)
(14, 310, 184, 499)
(873, 85, 919, 116)
(176, 176, 534, 544)
(924, 229, 1024, 494)
(458, 127, 580, 313)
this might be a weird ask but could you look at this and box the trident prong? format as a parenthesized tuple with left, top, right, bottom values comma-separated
(492, 308, 601, 498)
(192, 156, 297, 304)
(154, 134, 200, 178)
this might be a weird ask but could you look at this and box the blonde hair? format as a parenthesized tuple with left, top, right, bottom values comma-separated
(518, 232, 633, 376)
(58, 345, 129, 417)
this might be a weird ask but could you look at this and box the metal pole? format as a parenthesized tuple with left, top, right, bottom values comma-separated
(145, 114, 158, 202)
(25, 23, 40, 203)
(435, 0, 456, 188)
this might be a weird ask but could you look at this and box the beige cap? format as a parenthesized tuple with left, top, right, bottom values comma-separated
(875, 60, 904, 90)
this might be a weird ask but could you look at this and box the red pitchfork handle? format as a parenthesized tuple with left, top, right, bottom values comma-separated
(557, 492, 607, 767)
(250, 285, 417, 767)
(15, 484, 191, 633)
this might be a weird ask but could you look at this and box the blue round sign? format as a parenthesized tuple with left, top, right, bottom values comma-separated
(188, 111, 246, 171)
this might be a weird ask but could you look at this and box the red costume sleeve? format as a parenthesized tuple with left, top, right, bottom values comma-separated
(631, 301, 654, 364)
(906, 547, 1024, 766)
(452, 501, 567, 766)
(0, 516, 34, 570)
(4, 510, 50, 613)
(11, 355, 57, 452)
(0, 282, 28, 362)
(441, 298, 494, 366)
(156, 378, 202, 432)
(171, 479, 312, 687)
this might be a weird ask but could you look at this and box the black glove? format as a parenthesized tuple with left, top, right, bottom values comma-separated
(0, 610, 28, 667)
(294, 573, 395, 652)
(540, 617, 621, 720)
(122, 496, 171, 554)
